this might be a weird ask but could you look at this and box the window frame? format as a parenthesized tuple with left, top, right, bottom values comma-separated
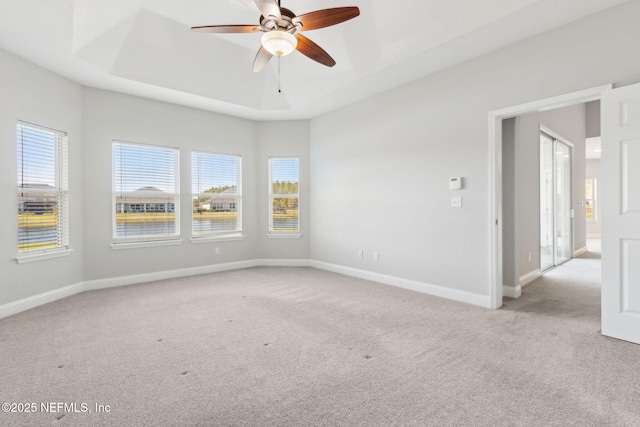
(585, 177, 597, 221)
(111, 140, 181, 246)
(191, 150, 243, 240)
(268, 156, 301, 238)
(16, 121, 70, 259)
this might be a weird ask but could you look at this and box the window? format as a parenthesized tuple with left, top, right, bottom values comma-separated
(269, 157, 299, 234)
(113, 142, 180, 242)
(585, 178, 597, 221)
(192, 151, 241, 237)
(17, 122, 69, 253)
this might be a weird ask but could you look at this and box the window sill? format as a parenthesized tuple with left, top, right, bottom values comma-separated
(16, 248, 74, 264)
(111, 239, 183, 250)
(191, 233, 244, 244)
(267, 233, 303, 239)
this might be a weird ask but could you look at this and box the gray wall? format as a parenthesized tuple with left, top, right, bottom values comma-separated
(512, 104, 587, 282)
(256, 121, 310, 260)
(586, 100, 601, 138)
(2, 0, 640, 307)
(502, 118, 517, 288)
(0, 50, 84, 305)
(0, 52, 311, 306)
(81, 88, 260, 281)
(309, 1, 640, 296)
(81, 89, 311, 281)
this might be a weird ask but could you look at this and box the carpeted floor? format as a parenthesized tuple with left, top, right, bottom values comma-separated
(1, 248, 638, 426)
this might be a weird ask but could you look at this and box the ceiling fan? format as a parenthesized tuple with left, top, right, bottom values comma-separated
(192, 0, 360, 72)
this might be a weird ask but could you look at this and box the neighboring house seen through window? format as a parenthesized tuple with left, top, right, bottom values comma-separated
(17, 122, 69, 253)
(112, 141, 180, 242)
(192, 151, 242, 237)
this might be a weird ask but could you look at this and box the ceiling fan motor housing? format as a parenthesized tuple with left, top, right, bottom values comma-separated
(260, 7, 299, 33)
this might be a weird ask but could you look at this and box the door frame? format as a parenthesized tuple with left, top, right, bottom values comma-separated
(487, 84, 612, 309)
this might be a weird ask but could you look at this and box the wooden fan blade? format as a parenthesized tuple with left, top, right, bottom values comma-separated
(253, 45, 273, 72)
(295, 7, 360, 31)
(254, 0, 281, 19)
(191, 25, 260, 33)
(295, 34, 336, 67)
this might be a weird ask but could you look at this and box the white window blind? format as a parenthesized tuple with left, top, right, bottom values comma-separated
(17, 122, 68, 253)
(192, 151, 242, 236)
(113, 142, 179, 242)
(269, 157, 299, 233)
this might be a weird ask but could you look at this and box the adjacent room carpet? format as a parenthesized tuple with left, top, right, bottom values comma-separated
(1, 252, 638, 426)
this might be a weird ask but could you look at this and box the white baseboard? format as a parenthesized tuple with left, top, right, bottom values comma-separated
(503, 267, 532, 298)
(309, 260, 492, 308)
(574, 246, 588, 257)
(0, 282, 85, 319)
(254, 259, 311, 267)
(519, 269, 542, 287)
(84, 260, 258, 291)
(0, 259, 312, 319)
(502, 285, 522, 299)
(1, 258, 493, 319)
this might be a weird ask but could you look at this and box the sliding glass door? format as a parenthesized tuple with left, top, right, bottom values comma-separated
(555, 141, 572, 264)
(540, 134, 555, 271)
(540, 131, 572, 272)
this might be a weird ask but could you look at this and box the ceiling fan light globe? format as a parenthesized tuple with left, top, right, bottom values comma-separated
(261, 31, 298, 57)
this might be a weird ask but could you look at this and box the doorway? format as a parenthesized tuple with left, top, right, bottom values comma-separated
(488, 83, 612, 309)
(490, 82, 640, 344)
(539, 129, 573, 272)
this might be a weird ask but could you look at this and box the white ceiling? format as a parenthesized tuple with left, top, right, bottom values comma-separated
(0, 0, 628, 120)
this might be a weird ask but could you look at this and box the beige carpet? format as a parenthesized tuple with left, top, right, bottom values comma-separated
(1, 252, 639, 426)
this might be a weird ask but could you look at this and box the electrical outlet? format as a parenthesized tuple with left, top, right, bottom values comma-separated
(373, 252, 379, 262)
(214, 247, 220, 255)
(451, 197, 462, 208)
(528, 252, 532, 262)
(358, 250, 363, 259)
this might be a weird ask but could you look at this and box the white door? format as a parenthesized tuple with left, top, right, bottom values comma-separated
(601, 82, 640, 344)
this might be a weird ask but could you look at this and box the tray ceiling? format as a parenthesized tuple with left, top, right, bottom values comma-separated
(0, 0, 628, 120)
